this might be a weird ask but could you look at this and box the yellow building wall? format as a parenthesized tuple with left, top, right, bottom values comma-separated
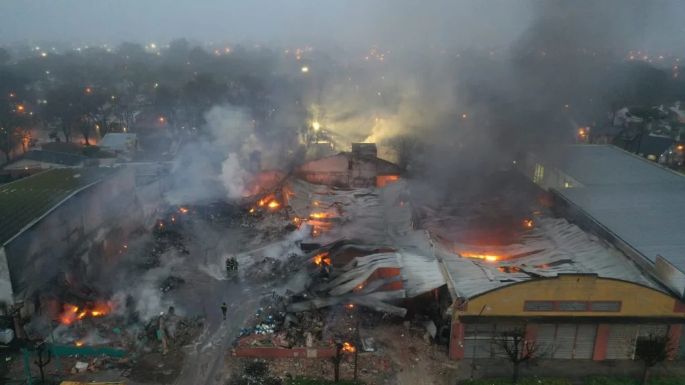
(456, 275, 684, 318)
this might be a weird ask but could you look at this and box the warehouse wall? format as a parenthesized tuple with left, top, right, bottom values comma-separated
(3, 166, 166, 307)
(449, 275, 685, 361)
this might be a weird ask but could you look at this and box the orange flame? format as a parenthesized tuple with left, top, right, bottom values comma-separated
(267, 200, 280, 210)
(75, 340, 84, 347)
(58, 302, 112, 325)
(346, 303, 355, 310)
(342, 342, 356, 353)
(313, 252, 331, 266)
(309, 212, 332, 219)
(179, 207, 189, 214)
(460, 252, 501, 262)
(523, 219, 535, 229)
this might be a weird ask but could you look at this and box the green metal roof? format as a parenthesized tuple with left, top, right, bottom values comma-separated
(0, 168, 114, 246)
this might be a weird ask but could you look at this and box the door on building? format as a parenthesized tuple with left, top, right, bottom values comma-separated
(534, 323, 596, 359)
(606, 324, 639, 360)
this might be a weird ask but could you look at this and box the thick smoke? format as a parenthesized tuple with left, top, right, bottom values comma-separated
(167, 106, 262, 203)
(295, 1, 685, 205)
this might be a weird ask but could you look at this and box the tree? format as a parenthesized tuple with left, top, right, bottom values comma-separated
(43, 84, 106, 143)
(0, 126, 20, 164)
(493, 328, 539, 384)
(33, 341, 52, 384)
(0, 98, 31, 163)
(635, 333, 674, 385)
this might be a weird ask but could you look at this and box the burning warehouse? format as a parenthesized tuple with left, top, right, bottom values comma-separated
(0, 165, 167, 332)
(230, 146, 685, 365)
(295, 143, 402, 188)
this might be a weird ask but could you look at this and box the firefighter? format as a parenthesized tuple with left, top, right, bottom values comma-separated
(221, 302, 228, 320)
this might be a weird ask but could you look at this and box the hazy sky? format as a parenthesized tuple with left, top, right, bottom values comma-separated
(2, 1, 685, 53)
(0, 0, 533, 49)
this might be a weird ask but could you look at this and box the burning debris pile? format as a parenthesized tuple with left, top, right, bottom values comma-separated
(58, 302, 113, 326)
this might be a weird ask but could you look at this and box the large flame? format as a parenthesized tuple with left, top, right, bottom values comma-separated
(309, 212, 332, 219)
(256, 194, 281, 211)
(59, 302, 112, 325)
(460, 252, 501, 262)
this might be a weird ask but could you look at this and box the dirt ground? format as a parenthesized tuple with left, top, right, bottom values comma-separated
(224, 323, 458, 385)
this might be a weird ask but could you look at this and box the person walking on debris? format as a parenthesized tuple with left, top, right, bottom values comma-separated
(221, 302, 228, 320)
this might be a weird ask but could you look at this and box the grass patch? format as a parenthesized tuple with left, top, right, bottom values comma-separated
(459, 378, 572, 385)
(286, 377, 363, 385)
(460, 377, 685, 385)
(585, 377, 685, 385)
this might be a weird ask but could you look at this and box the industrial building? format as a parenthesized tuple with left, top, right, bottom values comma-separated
(0, 166, 166, 314)
(524, 145, 685, 298)
(295, 143, 401, 188)
(437, 144, 685, 362)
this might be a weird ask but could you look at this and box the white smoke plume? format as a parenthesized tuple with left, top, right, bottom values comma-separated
(166, 105, 261, 203)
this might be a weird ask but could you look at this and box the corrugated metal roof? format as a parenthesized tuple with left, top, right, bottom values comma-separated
(555, 145, 685, 272)
(286, 174, 664, 301)
(434, 216, 665, 299)
(0, 168, 114, 246)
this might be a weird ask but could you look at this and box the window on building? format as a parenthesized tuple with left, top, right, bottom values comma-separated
(523, 300, 622, 312)
(558, 301, 588, 311)
(589, 301, 621, 312)
(524, 301, 555, 311)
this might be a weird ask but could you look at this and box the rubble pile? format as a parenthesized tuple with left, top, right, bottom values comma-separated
(243, 254, 302, 282)
(283, 311, 326, 346)
(143, 310, 204, 349)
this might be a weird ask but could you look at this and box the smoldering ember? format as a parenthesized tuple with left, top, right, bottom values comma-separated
(3, 2, 685, 385)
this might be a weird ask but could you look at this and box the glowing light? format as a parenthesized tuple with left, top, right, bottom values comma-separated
(16, 105, 25, 112)
(85, 87, 92, 94)
(676, 144, 684, 152)
(342, 342, 356, 353)
(267, 200, 280, 210)
(301, 66, 309, 73)
(40, 52, 47, 57)
(460, 252, 501, 262)
(523, 219, 535, 229)
(309, 212, 329, 219)
(158, 116, 166, 124)
(75, 341, 84, 347)
(179, 207, 189, 214)
(346, 303, 355, 310)
(249, 207, 256, 214)
(312, 121, 321, 131)
(461, 113, 467, 119)
(313, 252, 331, 266)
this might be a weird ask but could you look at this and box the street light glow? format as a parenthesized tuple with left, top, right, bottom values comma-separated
(312, 121, 321, 131)
(301, 66, 309, 73)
